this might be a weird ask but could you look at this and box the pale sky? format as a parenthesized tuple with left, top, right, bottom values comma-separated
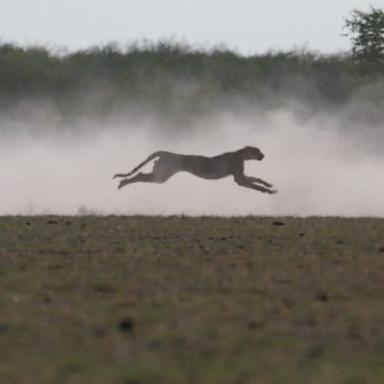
(0, 0, 383, 54)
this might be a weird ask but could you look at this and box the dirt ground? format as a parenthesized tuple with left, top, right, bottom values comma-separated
(1, 216, 384, 383)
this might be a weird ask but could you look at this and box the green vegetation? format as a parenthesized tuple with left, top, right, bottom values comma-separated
(0, 39, 382, 126)
(345, 7, 384, 70)
(1, 216, 384, 383)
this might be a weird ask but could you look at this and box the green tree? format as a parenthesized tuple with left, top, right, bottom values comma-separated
(344, 6, 384, 68)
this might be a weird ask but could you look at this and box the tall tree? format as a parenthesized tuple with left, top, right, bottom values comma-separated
(344, 7, 384, 68)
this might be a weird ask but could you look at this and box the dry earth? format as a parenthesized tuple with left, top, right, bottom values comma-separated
(1, 216, 384, 383)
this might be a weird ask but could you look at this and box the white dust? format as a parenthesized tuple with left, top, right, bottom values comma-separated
(1, 107, 383, 216)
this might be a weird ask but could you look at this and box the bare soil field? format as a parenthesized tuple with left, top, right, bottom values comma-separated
(1, 216, 384, 383)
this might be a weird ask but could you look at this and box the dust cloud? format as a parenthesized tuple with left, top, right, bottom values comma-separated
(1, 104, 383, 217)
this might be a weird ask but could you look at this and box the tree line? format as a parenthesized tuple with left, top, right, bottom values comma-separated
(0, 7, 383, 125)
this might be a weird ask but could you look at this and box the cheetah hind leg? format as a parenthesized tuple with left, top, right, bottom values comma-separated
(117, 169, 177, 189)
(118, 173, 156, 189)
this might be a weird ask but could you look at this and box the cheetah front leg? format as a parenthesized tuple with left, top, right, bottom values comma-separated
(246, 176, 273, 188)
(234, 174, 277, 194)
